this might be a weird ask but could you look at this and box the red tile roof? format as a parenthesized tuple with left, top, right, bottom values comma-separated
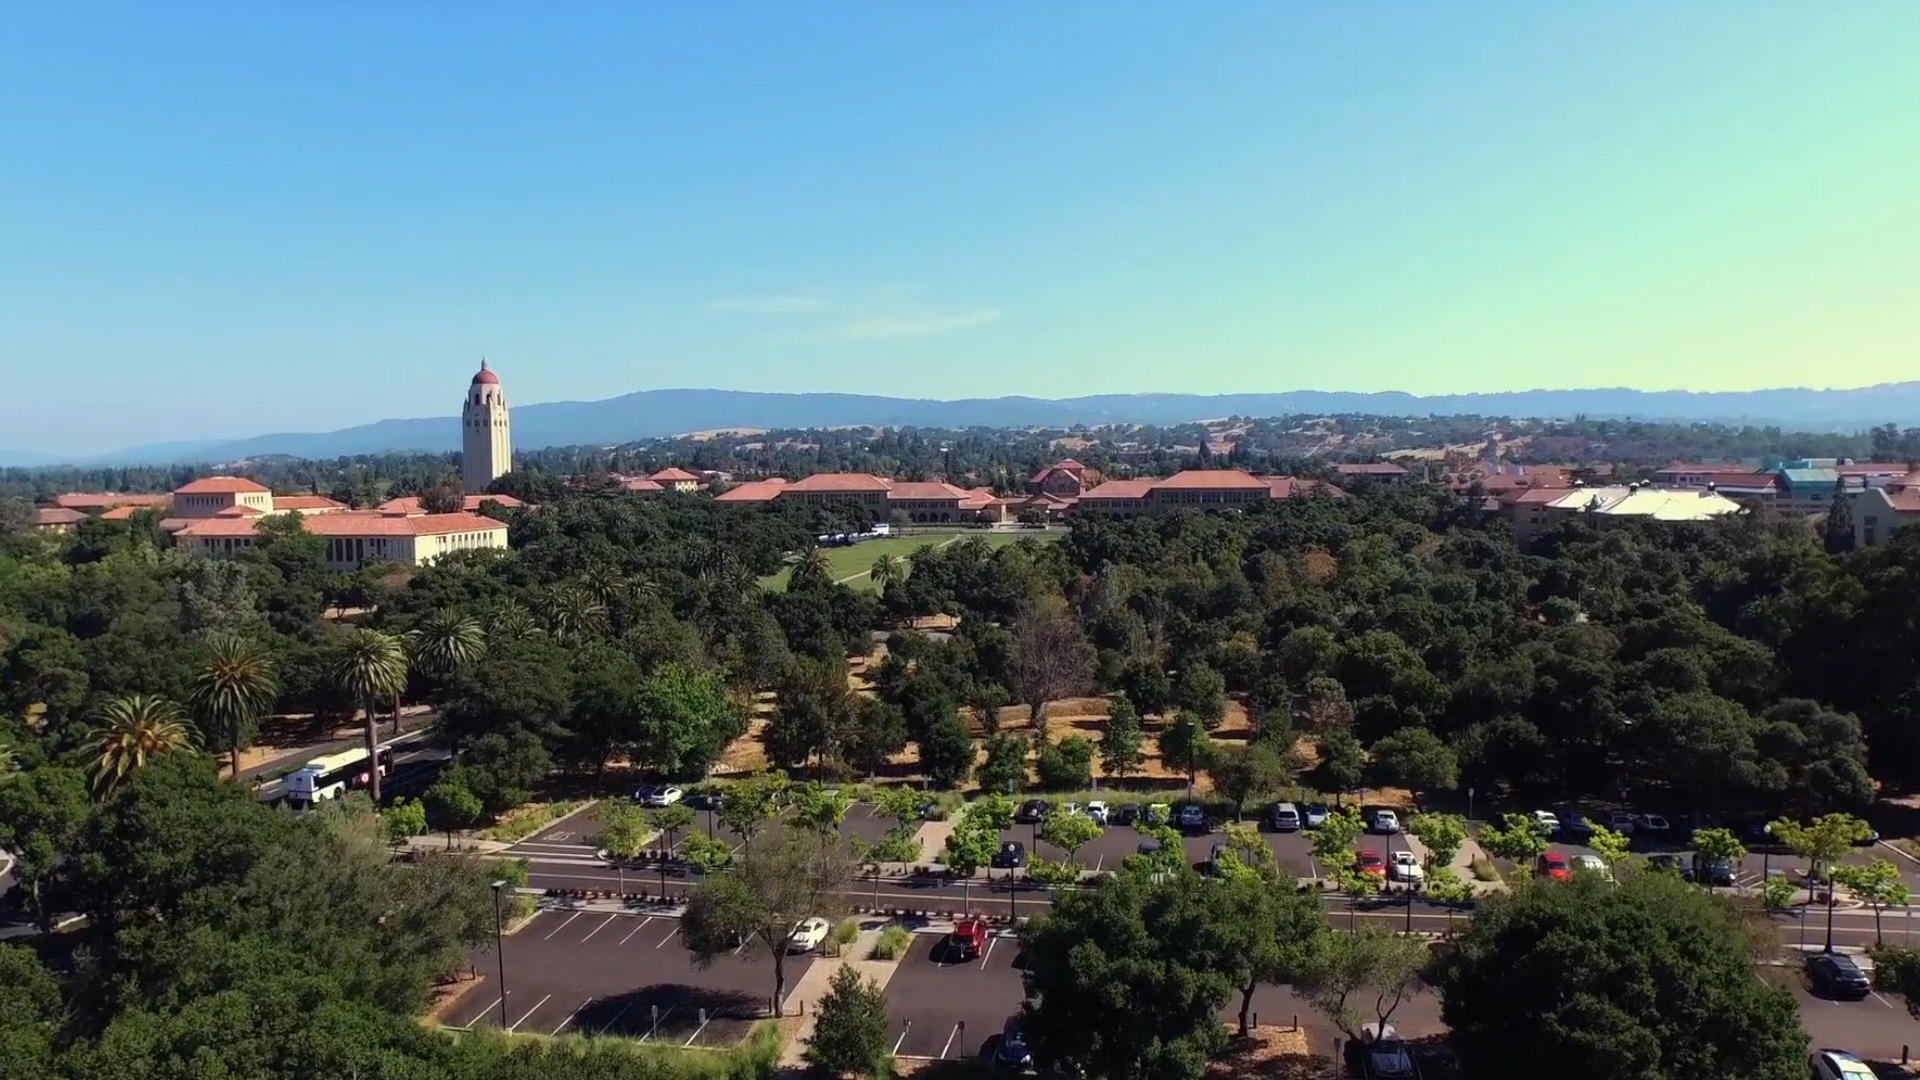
(887, 482, 969, 500)
(621, 478, 666, 493)
(178, 511, 508, 540)
(53, 492, 171, 511)
(213, 504, 265, 517)
(31, 507, 87, 526)
(1265, 477, 1345, 499)
(374, 494, 525, 516)
(1506, 488, 1570, 506)
(1336, 463, 1409, 476)
(785, 473, 893, 493)
(1080, 479, 1157, 500)
(175, 476, 270, 495)
(648, 467, 702, 482)
(714, 480, 787, 503)
(272, 495, 347, 512)
(1154, 469, 1272, 490)
(1655, 463, 1761, 476)
(99, 504, 161, 521)
(1886, 489, 1920, 512)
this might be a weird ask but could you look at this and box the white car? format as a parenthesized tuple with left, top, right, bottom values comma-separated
(1531, 810, 1561, 835)
(1084, 801, 1109, 825)
(787, 917, 832, 953)
(640, 785, 685, 808)
(1371, 810, 1401, 834)
(1811, 1049, 1877, 1080)
(1060, 802, 1083, 818)
(1388, 851, 1425, 883)
(1571, 854, 1611, 880)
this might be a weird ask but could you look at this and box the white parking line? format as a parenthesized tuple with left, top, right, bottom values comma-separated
(580, 914, 617, 943)
(655, 923, 682, 949)
(469, 995, 502, 1027)
(892, 1023, 912, 1056)
(618, 916, 654, 946)
(552, 998, 593, 1035)
(643, 1005, 677, 1042)
(683, 1014, 714, 1047)
(507, 993, 552, 1032)
(1872, 991, 1898, 1010)
(732, 935, 751, 955)
(597, 996, 642, 1035)
(980, 934, 998, 970)
(939, 1022, 962, 1059)
(544, 911, 583, 940)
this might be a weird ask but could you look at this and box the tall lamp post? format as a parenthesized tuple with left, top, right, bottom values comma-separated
(491, 879, 509, 1027)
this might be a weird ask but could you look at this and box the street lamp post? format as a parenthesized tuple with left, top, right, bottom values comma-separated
(491, 879, 509, 1027)
(1008, 867, 1018, 924)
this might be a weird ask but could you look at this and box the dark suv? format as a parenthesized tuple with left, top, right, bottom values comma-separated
(1805, 953, 1871, 1000)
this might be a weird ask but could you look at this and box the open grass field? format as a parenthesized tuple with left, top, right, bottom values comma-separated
(759, 529, 1061, 592)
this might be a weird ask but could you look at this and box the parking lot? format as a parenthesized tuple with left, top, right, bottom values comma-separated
(442, 908, 810, 1047)
(999, 807, 1414, 883)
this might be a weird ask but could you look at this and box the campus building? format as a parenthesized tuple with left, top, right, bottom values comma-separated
(1075, 470, 1342, 517)
(709, 473, 1000, 523)
(176, 509, 510, 569)
(1507, 484, 1745, 546)
(461, 359, 513, 495)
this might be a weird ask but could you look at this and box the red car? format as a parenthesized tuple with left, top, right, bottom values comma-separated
(1355, 850, 1387, 878)
(1536, 852, 1571, 881)
(949, 917, 988, 960)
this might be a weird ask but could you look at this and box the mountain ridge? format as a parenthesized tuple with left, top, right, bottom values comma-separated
(14, 382, 1920, 467)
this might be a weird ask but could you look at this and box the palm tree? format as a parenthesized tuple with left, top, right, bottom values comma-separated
(410, 611, 485, 682)
(90, 694, 198, 794)
(333, 629, 408, 803)
(790, 545, 833, 590)
(536, 584, 608, 642)
(481, 600, 540, 643)
(869, 553, 906, 591)
(187, 634, 279, 779)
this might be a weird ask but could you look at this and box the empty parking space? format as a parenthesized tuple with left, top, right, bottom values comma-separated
(442, 908, 812, 1047)
(885, 931, 1028, 1060)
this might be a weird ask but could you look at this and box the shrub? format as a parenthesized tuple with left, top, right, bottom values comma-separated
(1035, 736, 1095, 791)
(805, 964, 891, 1076)
(871, 924, 914, 961)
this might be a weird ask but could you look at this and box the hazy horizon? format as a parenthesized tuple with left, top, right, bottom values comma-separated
(6, 3, 1919, 456)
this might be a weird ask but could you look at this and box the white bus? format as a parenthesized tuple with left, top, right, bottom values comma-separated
(285, 745, 394, 807)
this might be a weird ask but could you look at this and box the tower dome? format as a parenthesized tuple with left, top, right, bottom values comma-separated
(472, 358, 500, 385)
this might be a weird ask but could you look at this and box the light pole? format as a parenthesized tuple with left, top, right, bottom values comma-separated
(491, 879, 509, 1027)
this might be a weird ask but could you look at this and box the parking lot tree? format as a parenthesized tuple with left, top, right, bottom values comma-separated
(1213, 821, 1276, 879)
(1769, 811, 1871, 952)
(1019, 871, 1240, 1080)
(683, 827, 856, 1016)
(1218, 869, 1327, 1036)
(1311, 808, 1365, 868)
(1477, 813, 1549, 863)
(1758, 699, 1872, 817)
(1408, 812, 1467, 875)
(918, 711, 976, 790)
(1586, 824, 1632, 867)
(1207, 741, 1289, 821)
(422, 770, 484, 850)
(1296, 923, 1429, 1045)
(1172, 662, 1228, 729)
(1035, 734, 1094, 791)
(1158, 712, 1214, 802)
(0, 764, 91, 932)
(1099, 697, 1146, 782)
(1866, 945, 1920, 1019)
(1311, 726, 1365, 805)
(870, 785, 925, 836)
(1437, 870, 1806, 1080)
(1691, 827, 1747, 869)
(942, 821, 998, 908)
(680, 833, 735, 874)
(792, 782, 856, 840)
(381, 797, 426, 847)
(978, 733, 1029, 795)
(1761, 874, 1798, 913)
(1366, 726, 1458, 808)
(719, 769, 790, 850)
(1329, 865, 1382, 929)
(1424, 867, 1475, 930)
(805, 963, 892, 1077)
(651, 803, 697, 893)
(590, 803, 650, 889)
(1832, 858, 1909, 945)
(1039, 808, 1103, 867)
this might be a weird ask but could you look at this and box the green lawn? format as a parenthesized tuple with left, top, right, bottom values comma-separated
(760, 529, 1060, 592)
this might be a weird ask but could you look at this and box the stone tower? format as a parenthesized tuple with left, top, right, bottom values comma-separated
(461, 359, 512, 494)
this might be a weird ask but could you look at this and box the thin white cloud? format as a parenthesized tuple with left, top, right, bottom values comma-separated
(702, 294, 828, 315)
(832, 307, 1004, 341)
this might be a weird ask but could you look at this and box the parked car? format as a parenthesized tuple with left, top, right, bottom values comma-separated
(1143, 803, 1170, 826)
(1646, 854, 1686, 876)
(686, 791, 723, 811)
(1530, 810, 1560, 835)
(1356, 850, 1387, 879)
(1691, 853, 1736, 887)
(1570, 854, 1611, 880)
(787, 917, 832, 953)
(1209, 842, 1230, 875)
(1113, 804, 1141, 827)
(1265, 802, 1301, 833)
(1811, 1048, 1879, 1080)
(1015, 800, 1051, 825)
(1556, 808, 1594, 840)
(1370, 809, 1402, 835)
(1605, 810, 1636, 835)
(636, 784, 685, 807)
(948, 916, 989, 961)
(991, 841, 1027, 870)
(1084, 801, 1110, 825)
(1388, 850, 1424, 884)
(1636, 813, 1671, 836)
(1342, 1023, 1419, 1079)
(995, 1018, 1033, 1071)
(919, 800, 942, 821)
(1535, 852, 1571, 881)
(1176, 804, 1207, 832)
(1806, 953, 1872, 1001)
(1303, 803, 1330, 829)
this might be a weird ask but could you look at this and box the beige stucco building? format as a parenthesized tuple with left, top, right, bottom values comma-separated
(176, 509, 508, 569)
(462, 359, 513, 495)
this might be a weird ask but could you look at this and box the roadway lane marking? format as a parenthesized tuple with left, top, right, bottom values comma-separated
(617, 917, 654, 945)
(891, 1023, 912, 1056)
(580, 914, 618, 943)
(544, 911, 583, 940)
(939, 1022, 961, 1059)
(655, 923, 682, 949)
(552, 998, 593, 1035)
(683, 1013, 714, 1047)
(980, 934, 998, 970)
(507, 993, 552, 1032)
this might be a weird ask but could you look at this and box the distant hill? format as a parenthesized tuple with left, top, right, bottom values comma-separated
(52, 382, 1920, 466)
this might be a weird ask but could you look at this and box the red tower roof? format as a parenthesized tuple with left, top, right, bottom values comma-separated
(472, 359, 500, 385)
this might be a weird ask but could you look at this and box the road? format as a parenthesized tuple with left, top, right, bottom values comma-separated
(239, 715, 439, 783)
(253, 727, 444, 803)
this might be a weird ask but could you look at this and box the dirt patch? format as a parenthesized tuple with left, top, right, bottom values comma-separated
(423, 970, 485, 1024)
(1207, 1024, 1320, 1080)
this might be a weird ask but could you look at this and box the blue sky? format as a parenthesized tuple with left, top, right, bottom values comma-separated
(4, 3, 1919, 455)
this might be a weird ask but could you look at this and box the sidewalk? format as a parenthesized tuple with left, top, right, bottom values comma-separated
(1402, 832, 1505, 896)
(777, 928, 903, 1068)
